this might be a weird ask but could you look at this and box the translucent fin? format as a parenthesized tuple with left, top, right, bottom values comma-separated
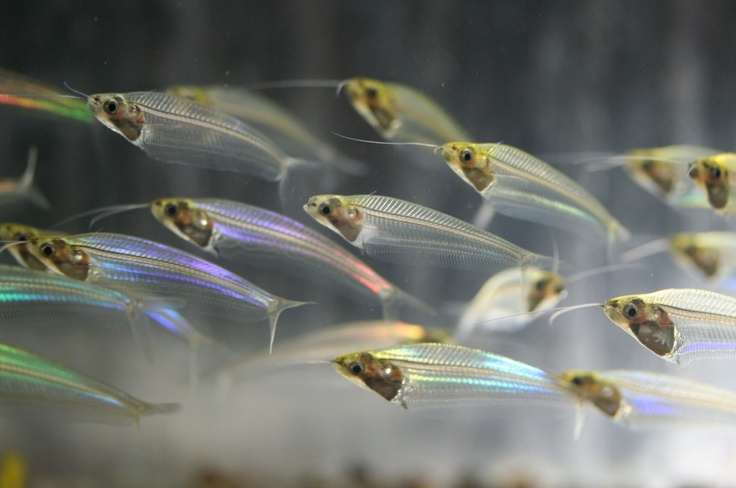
(471, 199, 495, 229)
(267, 299, 315, 353)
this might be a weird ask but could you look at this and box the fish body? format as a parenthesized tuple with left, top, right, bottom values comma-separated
(25, 232, 310, 351)
(560, 369, 736, 427)
(456, 267, 566, 337)
(0, 341, 179, 424)
(333, 343, 569, 409)
(603, 288, 736, 364)
(166, 85, 367, 176)
(150, 198, 430, 318)
(669, 231, 736, 280)
(304, 194, 553, 274)
(87, 91, 300, 181)
(342, 78, 472, 145)
(441, 142, 629, 243)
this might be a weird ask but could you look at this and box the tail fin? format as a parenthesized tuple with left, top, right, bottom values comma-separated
(266, 298, 316, 353)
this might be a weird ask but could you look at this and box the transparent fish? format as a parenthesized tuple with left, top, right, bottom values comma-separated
(221, 321, 451, 387)
(166, 85, 367, 176)
(0, 264, 155, 349)
(622, 231, 736, 282)
(341, 77, 472, 145)
(0, 341, 179, 425)
(87, 91, 314, 182)
(603, 288, 736, 364)
(0, 147, 49, 209)
(621, 145, 718, 203)
(455, 267, 566, 338)
(0, 222, 62, 271)
(150, 198, 431, 318)
(559, 369, 736, 428)
(333, 343, 570, 410)
(441, 142, 629, 244)
(24, 232, 311, 352)
(687, 153, 736, 211)
(0, 68, 93, 123)
(304, 194, 553, 275)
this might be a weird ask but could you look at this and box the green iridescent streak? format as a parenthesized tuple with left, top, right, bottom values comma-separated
(0, 95, 93, 123)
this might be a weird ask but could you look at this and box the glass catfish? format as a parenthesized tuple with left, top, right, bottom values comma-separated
(150, 197, 431, 318)
(24, 232, 311, 352)
(87, 91, 316, 183)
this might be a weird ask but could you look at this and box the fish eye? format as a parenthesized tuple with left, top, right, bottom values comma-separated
(164, 203, 179, 217)
(711, 165, 722, 179)
(365, 87, 378, 99)
(348, 361, 364, 375)
(15, 233, 27, 242)
(460, 149, 473, 163)
(103, 99, 118, 114)
(623, 302, 638, 318)
(319, 203, 332, 216)
(571, 376, 584, 386)
(39, 242, 55, 257)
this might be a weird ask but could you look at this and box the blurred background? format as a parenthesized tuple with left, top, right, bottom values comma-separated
(1, 1, 736, 486)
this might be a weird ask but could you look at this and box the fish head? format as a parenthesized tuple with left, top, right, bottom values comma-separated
(670, 233, 720, 278)
(165, 85, 213, 105)
(304, 195, 363, 243)
(441, 142, 495, 192)
(333, 351, 405, 404)
(342, 78, 399, 135)
(151, 198, 215, 249)
(688, 156, 730, 209)
(527, 270, 566, 312)
(559, 371, 623, 418)
(0, 222, 48, 271)
(87, 93, 144, 142)
(26, 236, 91, 281)
(604, 294, 677, 358)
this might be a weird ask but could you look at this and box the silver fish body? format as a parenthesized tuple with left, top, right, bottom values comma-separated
(305, 194, 553, 274)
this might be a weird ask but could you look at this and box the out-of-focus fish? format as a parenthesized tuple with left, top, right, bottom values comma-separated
(333, 343, 570, 410)
(166, 85, 367, 176)
(559, 369, 736, 428)
(341, 77, 472, 145)
(455, 267, 566, 338)
(688, 153, 736, 211)
(86, 91, 316, 182)
(0, 222, 62, 271)
(24, 232, 311, 352)
(0, 147, 49, 209)
(441, 142, 629, 245)
(304, 194, 553, 275)
(622, 231, 736, 282)
(221, 321, 451, 387)
(603, 288, 736, 364)
(0, 341, 179, 425)
(150, 197, 432, 318)
(0, 68, 93, 123)
(0, 451, 26, 488)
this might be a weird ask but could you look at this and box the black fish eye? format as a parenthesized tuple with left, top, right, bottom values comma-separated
(104, 99, 118, 114)
(571, 376, 584, 386)
(712, 165, 722, 179)
(164, 203, 179, 217)
(624, 303, 638, 318)
(460, 149, 473, 162)
(40, 242, 55, 256)
(15, 233, 27, 242)
(348, 361, 364, 375)
(319, 203, 332, 216)
(365, 87, 378, 99)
